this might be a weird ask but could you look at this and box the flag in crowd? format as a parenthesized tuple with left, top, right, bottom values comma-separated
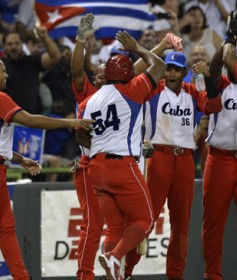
(35, 0, 156, 40)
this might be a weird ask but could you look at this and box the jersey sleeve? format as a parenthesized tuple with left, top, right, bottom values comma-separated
(72, 75, 97, 104)
(0, 92, 22, 123)
(114, 73, 155, 104)
(183, 82, 222, 114)
(77, 95, 93, 120)
(218, 75, 231, 91)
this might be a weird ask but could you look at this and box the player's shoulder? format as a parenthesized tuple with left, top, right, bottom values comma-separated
(0, 91, 11, 100)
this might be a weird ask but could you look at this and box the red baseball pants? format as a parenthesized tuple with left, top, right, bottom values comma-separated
(202, 153, 237, 280)
(74, 157, 104, 280)
(0, 166, 29, 280)
(147, 151, 195, 280)
(88, 153, 154, 262)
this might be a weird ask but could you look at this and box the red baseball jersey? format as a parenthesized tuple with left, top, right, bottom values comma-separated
(0, 92, 22, 159)
(72, 75, 96, 104)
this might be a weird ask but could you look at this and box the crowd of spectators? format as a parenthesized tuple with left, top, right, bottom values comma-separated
(0, 0, 236, 181)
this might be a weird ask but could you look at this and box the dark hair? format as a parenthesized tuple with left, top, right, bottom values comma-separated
(59, 44, 71, 53)
(149, 0, 165, 6)
(2, 31, 23, 45)
(25, 34, 39, 44)
(51, 100, 73, 117)
(181, 6, 208, 34)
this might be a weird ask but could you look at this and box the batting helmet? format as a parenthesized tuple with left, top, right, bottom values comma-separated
(105, 54, 134, 83)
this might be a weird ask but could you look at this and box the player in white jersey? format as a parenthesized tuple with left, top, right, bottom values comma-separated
(78, 30, 166, 280)
(202, 41, 237, 280)
(144, 51, 222, 280)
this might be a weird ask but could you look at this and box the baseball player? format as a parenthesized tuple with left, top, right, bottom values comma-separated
(202, 39, 237, 279)
(71, 13, 105, 280)
(0, 59, 93, 280)
(78, 30, 166, 280)
(143, 51, 222, 280)
(71, 13, 169, 280)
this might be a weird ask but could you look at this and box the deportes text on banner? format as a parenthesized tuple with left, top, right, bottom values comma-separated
(41, 190, 170, 276)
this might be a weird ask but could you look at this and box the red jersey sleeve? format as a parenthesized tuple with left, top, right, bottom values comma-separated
(183, 82, 222, 114)
(0, 92, 22, 123)
(147, 79, 166, 100)
(218, 75, 231, 91)
(77, 94, 93, 119)
(114, 73, 155, 104)
(72, 75, 97, 104)
(234, 61, 237, 81)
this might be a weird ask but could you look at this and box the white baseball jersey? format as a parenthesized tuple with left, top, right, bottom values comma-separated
(145, 80, 221, 149)
(0, 92, 22, 160)
(79, 73, 154, 158)
(206, 76, 237, 150)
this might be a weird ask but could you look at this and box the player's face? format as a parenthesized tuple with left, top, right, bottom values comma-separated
(4, 33, 24, 61)
(94, 65, 106, 89)
(0, 61, 8, 90)
(165, 64, 186, 91)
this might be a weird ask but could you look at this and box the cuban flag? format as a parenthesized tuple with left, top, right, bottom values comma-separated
(35, 0, 156, 40)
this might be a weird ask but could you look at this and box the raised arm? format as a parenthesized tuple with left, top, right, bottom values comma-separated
(218, 10, 237, 80)
(115, 31, 166, 84)
(36, 26, 61, 70)
(209, 46, 224, 84)
(223, 43, 237, 76)
(133, 33, 174, 74)
(71, 13, 98, 92)
(71, 38, 86, 92)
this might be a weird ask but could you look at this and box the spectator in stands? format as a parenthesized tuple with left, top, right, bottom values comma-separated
(43, 100, 79, 182)
(131, 28, 158, 61)
(2, 28, 61, 114)
(183, 0, 231, 38)
(184, 44, 210, 83)
(180, 5, 222, 60)
(181, 6, 222, 59)
(0, 0, 36, 40)
(42, 45, 76, 112)
(150, 0, 181, 38)
(24, 33, 43, 55)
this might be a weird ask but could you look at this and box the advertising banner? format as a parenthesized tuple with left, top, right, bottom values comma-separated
(41, 190, 170, 277)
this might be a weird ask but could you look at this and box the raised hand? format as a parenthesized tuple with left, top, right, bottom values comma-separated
(192, 61, 210, 78)
(225, 10, 237, 44)
(115, 31, 138, 53)
(77, 13, 99, 43)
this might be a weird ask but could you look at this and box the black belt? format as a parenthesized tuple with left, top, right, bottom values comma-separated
(91, 153, 123, 160)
